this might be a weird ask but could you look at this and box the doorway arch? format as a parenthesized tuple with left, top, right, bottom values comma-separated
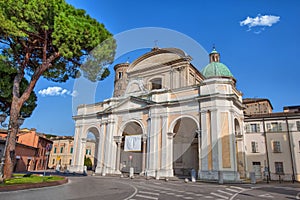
(120, 121, 145, 174)
(84, 127, 100, 171)
(172, 117, 198, 176)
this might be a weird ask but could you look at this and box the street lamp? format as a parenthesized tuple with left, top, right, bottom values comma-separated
(0, 115, 25, 179)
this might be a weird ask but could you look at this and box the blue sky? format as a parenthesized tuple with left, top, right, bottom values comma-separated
(21, 0, 300, 136)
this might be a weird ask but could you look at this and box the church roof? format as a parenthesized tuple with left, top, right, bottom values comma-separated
(201, 47, 234, 79)
(201, 62, 233, 78)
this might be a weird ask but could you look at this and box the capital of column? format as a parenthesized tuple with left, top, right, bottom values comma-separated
(142, 134, 147, 143)
(167, 132, 175, 139)
(113, 136, 123, 143)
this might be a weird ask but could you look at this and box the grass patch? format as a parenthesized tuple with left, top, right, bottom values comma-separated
(0, 174, 64, 186)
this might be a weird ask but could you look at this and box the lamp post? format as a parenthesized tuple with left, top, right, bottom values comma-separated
(0, 114, 24, 179)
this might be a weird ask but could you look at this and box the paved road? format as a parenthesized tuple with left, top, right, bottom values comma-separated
(0, 176, 299, 200)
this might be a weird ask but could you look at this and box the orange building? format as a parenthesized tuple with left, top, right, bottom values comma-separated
(0, 128, 53, 172)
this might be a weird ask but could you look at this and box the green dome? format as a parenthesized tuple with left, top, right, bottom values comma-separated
(201, 62, 234, 78)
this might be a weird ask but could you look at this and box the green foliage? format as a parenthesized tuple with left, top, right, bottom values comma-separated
(2, 175, 64, 185)
(84, 156, 92, 169)
(0, 0, 116, 83)
(0, 59, 37, 118)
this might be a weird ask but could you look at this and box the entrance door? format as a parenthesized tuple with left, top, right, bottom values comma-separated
(120, 122, 144, 174)
(252, 162, 262, 179)
(173, 118, 198, 176)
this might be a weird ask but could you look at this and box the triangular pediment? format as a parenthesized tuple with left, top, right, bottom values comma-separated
(106, 96, 154, 113)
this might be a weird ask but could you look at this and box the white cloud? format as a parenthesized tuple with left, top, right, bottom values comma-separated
(38, 86, 78, 97)
(240, 14, 280, 28)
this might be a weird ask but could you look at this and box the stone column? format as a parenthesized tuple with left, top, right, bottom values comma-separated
(114, 136, 123, 173)
(196, 128, 202, 177)
(70, 125, 82, 172)
(95, 123, 105, 174)
(141, 134, 147, 174)
(79, 138, 87, 172)
(167, 132, 175, 177)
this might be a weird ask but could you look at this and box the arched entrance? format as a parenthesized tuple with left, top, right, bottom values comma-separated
(84, 127, 100, 171)
(120, 121, 144, 174)
(172, 117, 199, 176)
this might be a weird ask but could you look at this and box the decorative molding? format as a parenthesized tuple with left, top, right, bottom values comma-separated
(167, 132, 175, 139)
(113, 136, 123, 143)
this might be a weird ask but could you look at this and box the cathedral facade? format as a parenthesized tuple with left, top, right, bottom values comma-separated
(70, 47, 246, 181)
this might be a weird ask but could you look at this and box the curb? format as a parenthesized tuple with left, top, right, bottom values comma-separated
(0, 177, 68, 192)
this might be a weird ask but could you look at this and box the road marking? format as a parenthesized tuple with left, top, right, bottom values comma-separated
(122, 182, 138, 200)
(185, 192, 195, 195)
(165, 192, 175, 195)
(230, 186, 244, 190)
(176, 194, 184, 197)
(225, 188, 239, 193)
(182, 197, 194, 199)
(204, 196, 214, 198)
(296, 192, 300, 199)
(139, 191, 160, 196)
(211, 192, 229, 199)
(135, 194, 158, 200)
(218, 190, 233, 196)
(195, 193, 204, 196)
(258, 193, 274, 198)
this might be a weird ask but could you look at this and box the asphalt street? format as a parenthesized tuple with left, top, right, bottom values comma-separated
(0, 175, 299, 200)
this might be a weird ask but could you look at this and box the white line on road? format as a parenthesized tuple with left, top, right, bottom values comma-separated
(138, 191, 160, 196)
(135, 194, 158, 200)
(229, 186, 244, 190)
(183, 197, 194, 199)
(225, 188, 239, 193)
(211, 192, 229, 199)
(217, 189, 233, 196)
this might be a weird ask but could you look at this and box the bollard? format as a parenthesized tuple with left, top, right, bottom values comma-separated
(83, 166, 87, 176)
(191, 169, 196, 182)
(155, 170, 160, 180)
(129, 167, 134, 178)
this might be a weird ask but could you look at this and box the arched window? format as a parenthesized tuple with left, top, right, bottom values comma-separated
(150, 78, 162, 90)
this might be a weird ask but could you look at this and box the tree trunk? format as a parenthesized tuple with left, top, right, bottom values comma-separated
(3, 97, 22, 179)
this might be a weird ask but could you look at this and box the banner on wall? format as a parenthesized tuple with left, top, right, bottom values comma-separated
(124, 135, 141, 152)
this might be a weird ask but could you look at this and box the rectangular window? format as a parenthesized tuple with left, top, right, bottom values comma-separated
(270, 122, 283, 132)
(69, 159, 72, 165)
(273, 141, 281, 153)
(297, 121, 300, 131)
(250, 124, 260, 132)
(60, 147, 64, 153)
(52, 159, 55, 165)
(54, 147, 57, 154)
(275, 162, 284, 174)
(70, 147, 73, 154)
(251, 141, 259, 153)
(86, 149, 91, 155)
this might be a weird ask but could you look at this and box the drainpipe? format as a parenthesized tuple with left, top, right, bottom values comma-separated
(262, 118, 271, 181)
(285, 116, 295, 183)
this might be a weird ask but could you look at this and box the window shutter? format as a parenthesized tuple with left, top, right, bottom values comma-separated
(257, 124, 261, 132)
(267, 123, 271, 131)
(278, 123, 282, 131)
(255, 142, 259, 152)
(246, 124, 250, 133)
